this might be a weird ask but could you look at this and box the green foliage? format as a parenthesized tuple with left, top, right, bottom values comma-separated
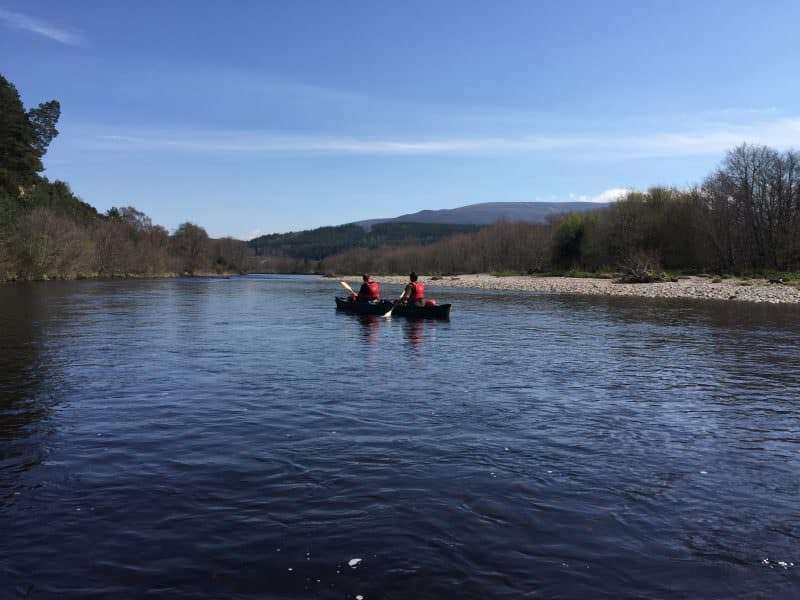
(0, 74, 42, 193)
(367, 222, 481, 246)
(249, 222, 481, 261)
(554, 213, 585, 266)
(27, 100, 61, 157)
(0, 190, 18, 227)
(22, 179, 99, 222)
(0, 73, 257, 283)
(250, 224, 366, 260)
(564, 269, 596, 278)
(0, 74, 62, 195)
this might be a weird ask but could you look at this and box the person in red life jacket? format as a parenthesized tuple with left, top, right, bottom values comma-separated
(353, 274, 381, 303)
(401, 271, 425, 306)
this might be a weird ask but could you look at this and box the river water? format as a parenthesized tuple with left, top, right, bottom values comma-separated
(1, 275, 799, 599)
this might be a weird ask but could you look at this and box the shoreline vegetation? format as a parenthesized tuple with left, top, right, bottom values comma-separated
(1, 74, 253, 284)
(3, 74, 799, 295)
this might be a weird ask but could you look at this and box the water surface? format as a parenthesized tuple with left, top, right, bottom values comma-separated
(2, 275, 799, 599)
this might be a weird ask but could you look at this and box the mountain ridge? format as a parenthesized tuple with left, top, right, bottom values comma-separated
(353, 201, 608, 229)
(247, 201, 609, 264)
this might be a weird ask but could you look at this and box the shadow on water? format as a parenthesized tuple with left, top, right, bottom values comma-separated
(0, 284, 61, 485)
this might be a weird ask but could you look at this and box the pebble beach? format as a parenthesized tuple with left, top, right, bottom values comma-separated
(369, 274, 800, 304)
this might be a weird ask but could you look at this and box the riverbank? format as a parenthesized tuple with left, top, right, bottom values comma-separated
(365, 274, 800, 304)
(0, 271, 240, 284)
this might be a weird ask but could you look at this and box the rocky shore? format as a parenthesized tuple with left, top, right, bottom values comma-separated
(368, 274, 800, 304)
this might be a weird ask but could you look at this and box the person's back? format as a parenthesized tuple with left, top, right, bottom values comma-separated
(356, 274, 380, 302)
(404, 272, 425, 306)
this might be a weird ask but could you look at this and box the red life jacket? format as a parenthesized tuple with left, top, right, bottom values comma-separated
(359, 280, 380, 301)
(409, 281, 425, 302)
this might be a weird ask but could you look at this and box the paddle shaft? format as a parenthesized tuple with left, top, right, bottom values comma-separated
(383, 288, 407, 318)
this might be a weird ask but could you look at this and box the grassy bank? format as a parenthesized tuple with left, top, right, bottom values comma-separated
(0, 269, 244, 284)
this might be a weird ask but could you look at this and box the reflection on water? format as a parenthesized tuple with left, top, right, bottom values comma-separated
(1, 277, 800, 599)
(356, 314, 381, 347)
(402, 318, 425, 350)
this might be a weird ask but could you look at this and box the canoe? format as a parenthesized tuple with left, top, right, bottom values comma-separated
(335, 296, 393, 315)
(335, 296, 451, 319)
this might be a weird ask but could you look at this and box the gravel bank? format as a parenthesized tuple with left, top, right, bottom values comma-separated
(359, 274, 800, 304)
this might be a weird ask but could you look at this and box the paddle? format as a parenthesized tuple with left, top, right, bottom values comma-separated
(383, 289, 407, 318)
(339, 280, 356, 296)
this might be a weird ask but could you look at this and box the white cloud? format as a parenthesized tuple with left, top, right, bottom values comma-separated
(0, 8, 84, 46)
(570, 188, 630, 203)
(77, 116, 800, 159)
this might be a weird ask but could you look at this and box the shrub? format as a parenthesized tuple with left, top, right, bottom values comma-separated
(615, 250, 666, 284)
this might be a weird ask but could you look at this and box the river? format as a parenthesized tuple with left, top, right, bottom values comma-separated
(1, 275, 799, 599)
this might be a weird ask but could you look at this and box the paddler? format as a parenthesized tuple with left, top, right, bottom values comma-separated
(400, 271, 425, 306)
(353, 274, 381, 303)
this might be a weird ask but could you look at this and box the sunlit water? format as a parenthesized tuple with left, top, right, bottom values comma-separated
(2, 275, 799, 599)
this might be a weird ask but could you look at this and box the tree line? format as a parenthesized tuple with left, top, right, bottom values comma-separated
(1, 74, 254, 282)
(249, 222, 481, 261)
(319, 144, 800, 277)
(3, 71, 798, 282)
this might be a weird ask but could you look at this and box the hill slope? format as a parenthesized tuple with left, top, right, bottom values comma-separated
(355, 201, 607, 228)
(249, 222, 481, 261)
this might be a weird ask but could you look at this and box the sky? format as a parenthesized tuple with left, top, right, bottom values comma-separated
(2, 1, 799, 238)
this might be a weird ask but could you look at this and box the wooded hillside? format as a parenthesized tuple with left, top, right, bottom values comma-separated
(0, 74, 254, 282)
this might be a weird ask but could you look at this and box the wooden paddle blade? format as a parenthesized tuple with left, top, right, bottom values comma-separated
(339, 280, 355, 295)
(382, 291, 405, 318)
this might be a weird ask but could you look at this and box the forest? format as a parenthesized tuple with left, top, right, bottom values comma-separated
(2, 72, 798, 282)
(0, 74, 253, 282)
(320, 145, 800, 278)
(262, 145, 800, 278)
(249, 222, 481, 262)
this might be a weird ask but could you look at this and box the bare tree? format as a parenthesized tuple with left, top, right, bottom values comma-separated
(171, 222, 210, 274)
(8, 208, 92, 280)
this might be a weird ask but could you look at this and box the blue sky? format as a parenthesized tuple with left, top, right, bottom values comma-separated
(2, 1, 799, 238)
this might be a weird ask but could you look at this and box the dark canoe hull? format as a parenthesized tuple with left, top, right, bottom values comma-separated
(335, 297, 451, 319)
(391, 302, 451, 319)
(335, 296, 393, 315)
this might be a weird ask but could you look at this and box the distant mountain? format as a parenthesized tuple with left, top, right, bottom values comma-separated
(249, 222, 481, 261)
(355, 201, 608, 229)
(248, 201, 608, 265)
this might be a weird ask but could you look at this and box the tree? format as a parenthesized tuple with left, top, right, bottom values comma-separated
(7, 207, 92, 280)
(0, 75, 61, 195)
(553, 213, 586, 267)
(171, 222, 210, 274)
(701, 144, 800, 271)
(27, 100, 61, 157)
(212, 237, 252, 273)
(0, 75, 41, 192)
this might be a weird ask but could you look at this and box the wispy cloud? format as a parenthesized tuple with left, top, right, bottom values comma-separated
(0, 8, 83, 46)
(81, 116, 800, 159)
